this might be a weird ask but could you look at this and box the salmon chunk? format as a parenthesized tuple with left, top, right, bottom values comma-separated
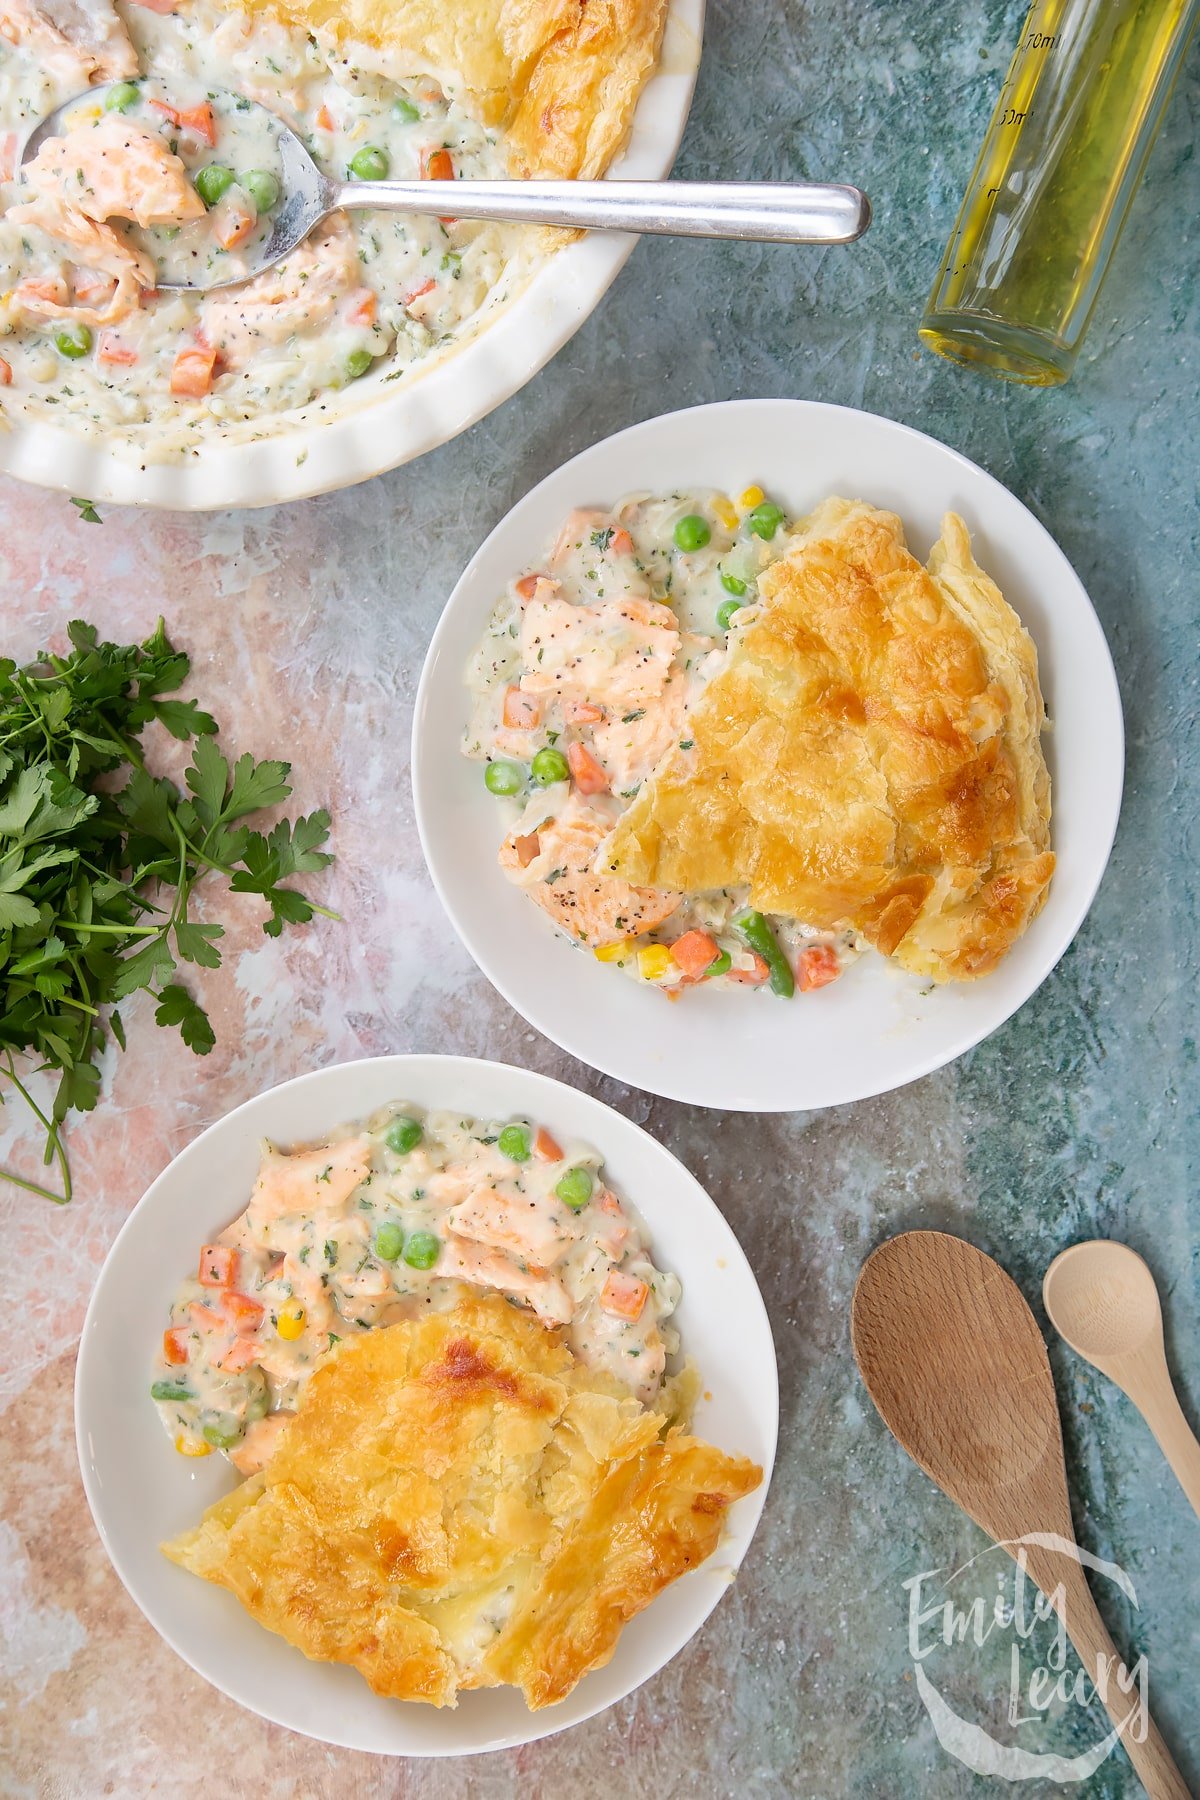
(200, 218, 360, 370)
(24, 116, 204, 227)
(0, 0, 135, 82)
(518, 593, 679, 712)
(498, 794, 679, 947)
(8, 197, 152, 322)
(436, 1237, 572, 1326)
(445, 1184, 572, 1268)
(236, 1136, 372, 1231)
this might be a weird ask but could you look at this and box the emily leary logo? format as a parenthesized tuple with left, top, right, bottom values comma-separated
(902, 1533, 1149, 1782)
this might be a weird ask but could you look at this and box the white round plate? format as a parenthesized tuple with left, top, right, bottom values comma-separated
(0, 3, 703, 510)
(75, 1053, 777, 1755)
(413, 398, 1124, 1111)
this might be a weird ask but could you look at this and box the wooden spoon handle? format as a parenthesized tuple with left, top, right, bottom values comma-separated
(1038, 1554, 1190, 1799)
(1135, 1375, 1200, 1522)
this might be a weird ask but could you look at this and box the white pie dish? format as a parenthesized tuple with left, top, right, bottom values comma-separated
(74, 1052, 777, 1755)
(412, 398, 1125, 1111)
(0, 0, 703, 510)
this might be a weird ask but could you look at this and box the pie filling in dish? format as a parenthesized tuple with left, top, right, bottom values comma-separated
(0, 0, 667, 454)
(465, 488, 1055, 995)
(151, 1101, 684, 1474)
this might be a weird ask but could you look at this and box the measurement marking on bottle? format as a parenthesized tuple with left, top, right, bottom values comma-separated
(1000, 108, 1027, 125)
(1024, 30, 1060, 50)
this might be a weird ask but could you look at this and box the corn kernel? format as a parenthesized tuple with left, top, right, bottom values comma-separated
(637, 944, 673, 982)
(175, 1434, 211, 1458)
(594, 939, 633, 964)
(712, 494, 738, 531)
(277, 1301, 307, 1340)
(739, 484, 765, 510)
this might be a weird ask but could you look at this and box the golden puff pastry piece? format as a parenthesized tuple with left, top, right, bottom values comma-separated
(161, 1292, 761, 1710)
(216, 0, 668, 177)
(605, 498, 1054, 982)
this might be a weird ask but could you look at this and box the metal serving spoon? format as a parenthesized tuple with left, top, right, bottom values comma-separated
(21, 83, 871, 293)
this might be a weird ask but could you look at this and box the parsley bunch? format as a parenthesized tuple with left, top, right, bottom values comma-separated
(0, 619, 334, 1203)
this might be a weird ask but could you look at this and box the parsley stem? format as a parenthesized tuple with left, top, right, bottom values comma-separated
(57, 921, 162, 936)
(0, 1055, 70, 1203)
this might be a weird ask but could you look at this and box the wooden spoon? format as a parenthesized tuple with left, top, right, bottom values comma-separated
(851, 1230, 1188, 1800)
(1044, 1240, 1200, 1520)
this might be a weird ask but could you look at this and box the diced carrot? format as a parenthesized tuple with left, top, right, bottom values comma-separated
(315, 104, 334, 132)
(514, 830, 541, 868)
(565, 700, 604, 724)
(97, 332, 137, 366)
(213, 1335, 260, 1373)
(402, 276, 437, 309)
(533, 1127, 563, 1162)
(600, 1269, 649, 1321)
(162, 1327, 190, 1365)
(567, 740, 609, 795)
(170, 344, 217, 397)
(728, 952, 771, 986)
(610, 528, 634, 555)
(515, 573, 541, 601)
(211, 195, 255, 249)
(346, 288, 377, 327)
(421, 147, 454, 183)
(178, 103, 216, 146)
(798, 943, 842, 992)
(198, 1243, 237, 1287)
(670, 929, 721, 979)
(222, 1291, 265, 1333)
(0, 357, 11, 385)
(503, 685, 541, 730)
(149, 98, 181, 127)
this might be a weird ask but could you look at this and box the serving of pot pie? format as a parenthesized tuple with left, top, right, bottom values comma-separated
(162, 1291, 762, 1710)
(604, 497, 1055, 982)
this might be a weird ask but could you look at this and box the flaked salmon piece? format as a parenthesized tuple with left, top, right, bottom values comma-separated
(498, 793, 679, 948)
(518, 592, 679, 712)
(446, 1184, 573, 1268)
(589, 661, 689, 793)
(8, 196, 152, 322)
(436, 1236, 572, 1326)
(550, 506, 608, 566)
(23, 115, 204, 227)
(226, 1135, 372, 1237)
(200, 216, 359, 370)
(0, 0, 135, 82)
(228, 1411, 291, 1476)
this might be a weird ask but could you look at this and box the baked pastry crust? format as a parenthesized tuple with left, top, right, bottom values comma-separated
(605, 498, 1054, 982)
(162, 1291, 760, 1709)
(218, 0, 668, 176)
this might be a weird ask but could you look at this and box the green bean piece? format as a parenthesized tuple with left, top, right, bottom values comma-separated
(734, 908, 795, 997)
(392, 97, 420, 123)
(202, 1420, 242, 1450)
(150, 1379, 190, 1402)
(345, 348, 374, 380)
(719, 569, 747, 596)
(704, 950, 732, 978)
(105, 81, 140, 112)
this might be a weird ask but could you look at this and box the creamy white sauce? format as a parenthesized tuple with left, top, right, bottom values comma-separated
(0, 0, 535, 455)
(465, 487, 862, 995)
(152, 1101, 681, 1466)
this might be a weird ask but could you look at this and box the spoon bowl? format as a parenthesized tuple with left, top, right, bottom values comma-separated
(21, 83, 871, 294)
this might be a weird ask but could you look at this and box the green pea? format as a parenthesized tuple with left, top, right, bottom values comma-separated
(349, 145, 389, 181)
(242, 167, 280, 212)
(403, 1230, 441, 1270)
(374, 1221, 405, 1262)
(385, 1116, 423, 1155)
(674, 513, 711, 553)
(202, 1420, 242, 1450)
(345, 348, 374, 380)
(105, 80, 140, 113)
(54, 324, 91, 359)
(555, 1167, 593, 1211)
(150, 1379, 190, 1402)
(392, 96, 420, 123)
(498, 1124, 531, 1162)
(531, 747, 570, 786)
(720, 569, 747, 597)
(746, 501, 785, 541)
(485, 759, 524, 796)
(717, 598, 743, 630)
(194, 163, 235, 208)
(704, 950, 732, 978)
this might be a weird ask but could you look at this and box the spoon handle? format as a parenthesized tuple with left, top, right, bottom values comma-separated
(1024, 1545, 1189, 1799)
(330, 178, 871, 245)
(1129, 1365, 1200, 1522)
